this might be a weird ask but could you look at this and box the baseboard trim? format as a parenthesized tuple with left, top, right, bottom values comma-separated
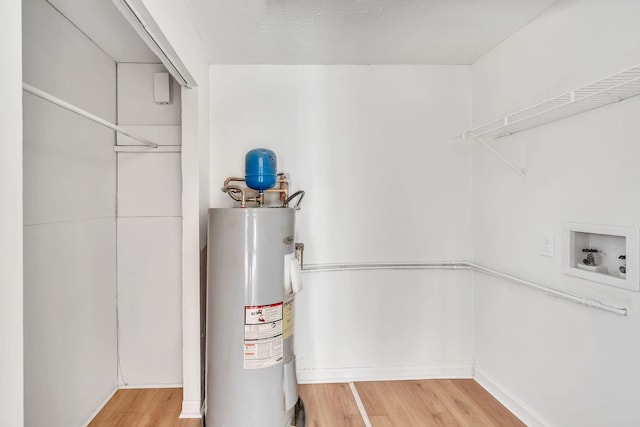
(179, 399, 202, 419)
(118, 383, 183, 389)
(81, 386, 118, 427)
(297, 365, 473, 384)
(473, 367, 551, 427)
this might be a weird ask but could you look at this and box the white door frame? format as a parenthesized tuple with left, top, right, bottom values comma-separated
(0, 0, 25, 425)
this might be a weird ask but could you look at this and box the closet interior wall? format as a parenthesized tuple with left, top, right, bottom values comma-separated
(22, 1, 117, 425)
(116, 63, 183, 387)
(470, 1, 640, 425)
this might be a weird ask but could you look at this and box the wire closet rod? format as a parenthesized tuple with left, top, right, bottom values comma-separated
(302, 261, 628, 316)
(22, 83, 158, 149)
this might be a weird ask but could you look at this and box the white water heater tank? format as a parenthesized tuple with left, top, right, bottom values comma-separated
(206, 207, 303, 426)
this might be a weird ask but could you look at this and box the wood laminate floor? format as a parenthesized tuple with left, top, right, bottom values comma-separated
(354, 380, 525, 427)
(88, 388, 200, 427)
(91, 380, 523, 426)
(298, 383, 365, 427)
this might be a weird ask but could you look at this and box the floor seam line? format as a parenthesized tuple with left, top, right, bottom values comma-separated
(349, 382, 372, 427)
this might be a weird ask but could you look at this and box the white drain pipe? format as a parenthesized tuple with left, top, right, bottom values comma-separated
(302, 261, 628, 316)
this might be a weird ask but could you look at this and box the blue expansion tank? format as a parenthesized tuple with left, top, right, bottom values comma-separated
(245, 148, 277, 192)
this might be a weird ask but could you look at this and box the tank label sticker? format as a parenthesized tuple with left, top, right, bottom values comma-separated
(244, 302, 283, 369)
(244, 320, 283, 341)
(283, 297, 294, 340)
(245, 302, 283, 324)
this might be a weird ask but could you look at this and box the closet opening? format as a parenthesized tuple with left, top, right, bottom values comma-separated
(22, 1, 188, 425)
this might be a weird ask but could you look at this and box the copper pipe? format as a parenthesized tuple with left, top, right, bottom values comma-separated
(222, 185, 247, 208)
(222, 175, 290, 206)
(225, 176, 287, 188)
(279, 176, 289, 202)
(244, 188, 288, 194)
(223, 177, 246, 187)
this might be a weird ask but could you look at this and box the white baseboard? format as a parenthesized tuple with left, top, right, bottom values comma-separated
(118, 383, 183, 389)
(297, 365, 473, 384)
(474, 367, 551, 427)
(81, 386, 118, 427)
(179, 399, 202, 419)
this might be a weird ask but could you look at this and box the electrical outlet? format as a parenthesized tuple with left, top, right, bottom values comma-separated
(542, 236, 555, 257)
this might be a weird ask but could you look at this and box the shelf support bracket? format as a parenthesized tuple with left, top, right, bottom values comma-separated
(474, 136, 526, 178)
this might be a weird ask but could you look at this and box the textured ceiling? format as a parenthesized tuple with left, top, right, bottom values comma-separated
(184, 0, 558, 65)
(46, 0, 158, 63)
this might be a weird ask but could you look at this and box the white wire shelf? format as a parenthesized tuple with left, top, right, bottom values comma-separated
(457, 64, 640, 141)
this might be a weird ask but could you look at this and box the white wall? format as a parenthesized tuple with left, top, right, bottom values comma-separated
(116, 63, 183, 386)
(0, 0, 23, 425)
(22, 0, 117, 425)
(136, 0, 211, 411)
(210, 65, 474, 379)
(471, 1, 640, 425)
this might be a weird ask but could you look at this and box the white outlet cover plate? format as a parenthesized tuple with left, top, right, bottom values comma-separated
(542, 236, 554, 257)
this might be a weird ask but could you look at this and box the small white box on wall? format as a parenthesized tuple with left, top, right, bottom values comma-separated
(563, 222, 639, 292)
(153, 72, 172, 104)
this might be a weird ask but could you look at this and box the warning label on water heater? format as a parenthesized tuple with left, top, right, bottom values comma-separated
(283, 297, 294, 340)
(244, 302, 283, 369)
